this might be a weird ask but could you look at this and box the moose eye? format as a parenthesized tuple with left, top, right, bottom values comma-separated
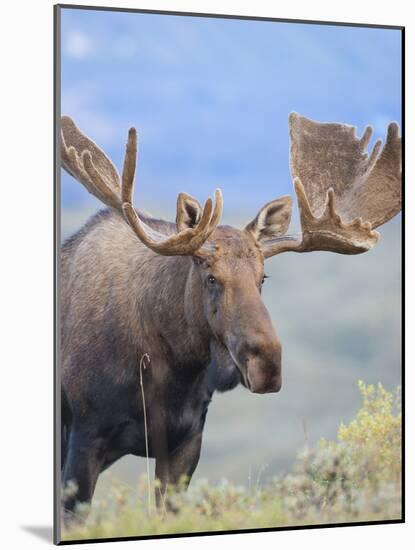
(262, 274, 269, 285)
(207, 275, 216, 285)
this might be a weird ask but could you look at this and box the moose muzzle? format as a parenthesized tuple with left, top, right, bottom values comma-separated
(229, 335, 282, 394)
(245, 342, 282, 394)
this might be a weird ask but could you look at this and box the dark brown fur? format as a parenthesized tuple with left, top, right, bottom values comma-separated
(61, 208, 282, 517)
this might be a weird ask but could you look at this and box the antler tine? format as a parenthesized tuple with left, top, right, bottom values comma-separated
(62, 134, 116, 209)
(121, 127, 138, 205)
(82, 150, 122, 210)
(209, 189, 224, 229)
(61, 131, 93, 194)
(359, 126, 372, 149)
(61, 116, 122, 211)
(362, 121, 401, 229)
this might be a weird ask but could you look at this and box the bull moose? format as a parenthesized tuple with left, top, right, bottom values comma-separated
(60, 113, 401, 517)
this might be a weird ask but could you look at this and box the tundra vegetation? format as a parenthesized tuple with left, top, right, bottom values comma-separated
(62, 381, 401, 541)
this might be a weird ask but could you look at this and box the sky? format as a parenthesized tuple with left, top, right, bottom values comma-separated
(60, 8, 401, 225)
(59, 8, 402, 487)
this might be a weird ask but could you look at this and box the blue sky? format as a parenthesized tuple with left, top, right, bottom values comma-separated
(60, 8, 401, 224)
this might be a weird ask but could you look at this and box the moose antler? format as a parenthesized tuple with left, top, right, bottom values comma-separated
(61, 116, 223, 256)
(262, 113, 401, 258)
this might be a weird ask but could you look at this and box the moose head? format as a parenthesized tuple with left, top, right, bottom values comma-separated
(61, 113, 401, 395)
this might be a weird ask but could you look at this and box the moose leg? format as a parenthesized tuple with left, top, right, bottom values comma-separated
(61, 425, 69, 472)
(61, 428, 104, 521)
(61, 387, 72, 471)
(155, 431, 203, 509)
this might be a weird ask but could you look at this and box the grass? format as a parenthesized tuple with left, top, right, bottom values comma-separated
(62, 381, 402, 541)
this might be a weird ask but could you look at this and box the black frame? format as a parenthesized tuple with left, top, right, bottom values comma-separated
(53, 4, 405, 545)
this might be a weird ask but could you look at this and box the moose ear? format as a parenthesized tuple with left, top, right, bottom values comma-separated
(245, 196, 292, 242)
(176, 192, 203, 231)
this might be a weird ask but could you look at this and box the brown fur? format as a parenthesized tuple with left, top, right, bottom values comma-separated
(61, 207, 283, 516)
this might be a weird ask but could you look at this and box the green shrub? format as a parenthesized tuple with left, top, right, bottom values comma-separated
(275, 381, 401, 523)
(62, 381, 401, 541)
(337, 381, 401, 484)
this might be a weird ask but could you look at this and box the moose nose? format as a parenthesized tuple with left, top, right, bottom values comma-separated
(245, 342, 282, 394)
(247, 369, 282, 394)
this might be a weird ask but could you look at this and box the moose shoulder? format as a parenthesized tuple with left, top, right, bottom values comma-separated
(60, 113, 401, 518)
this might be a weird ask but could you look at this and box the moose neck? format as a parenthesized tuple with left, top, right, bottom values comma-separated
(136, 251, 212, 370)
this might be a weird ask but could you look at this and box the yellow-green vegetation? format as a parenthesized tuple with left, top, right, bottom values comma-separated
(62, 382, 401, 541)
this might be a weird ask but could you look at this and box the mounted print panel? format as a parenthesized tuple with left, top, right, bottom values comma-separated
(54, 4, 403, 544)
